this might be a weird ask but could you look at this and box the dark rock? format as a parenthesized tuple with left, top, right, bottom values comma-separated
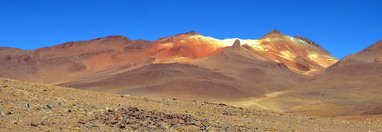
(295, 35, 329, 54)
(30, 122, 38, 127)
(232, 39, 241, 47)
(78, 120, 86, 124)
(218, 103, 227, 107)
(119, 123, 126, 129)
(46, 104, 53, 109)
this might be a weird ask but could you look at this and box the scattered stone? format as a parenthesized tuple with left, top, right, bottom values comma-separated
(218, 103, 227, 107)
(40, 120, 48, 126)
(31, 122, 38, 127)
(201, 101, 209, 105)
(119, 123, 126, 129)
(78, 120, 86, 125)
(46, 104, 53, 109)
(120, 94, 130, 97)
(90, 107, 213, 131)
(200, 125, 209, 131)
(24, 103, 30, 111)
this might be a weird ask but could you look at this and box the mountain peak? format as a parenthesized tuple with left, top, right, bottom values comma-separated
(263, 29, 283, 37)
(182, 31, 200, 36)
(361, 40, 382, 53)
(103, 35, 129, 40)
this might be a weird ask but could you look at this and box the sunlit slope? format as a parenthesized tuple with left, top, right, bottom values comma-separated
(150, 31, 227, 62)
(242, 30, 337, 75)
(252, 40, 382, 117)
(149, 30, 337, 75)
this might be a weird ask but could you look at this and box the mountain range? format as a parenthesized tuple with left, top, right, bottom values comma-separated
(1, 30, 381, 117)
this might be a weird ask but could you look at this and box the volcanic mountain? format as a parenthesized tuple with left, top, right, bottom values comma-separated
(0, 30, 337, 101)
(2, 30, 382, 118)
(254, 40, 382, 116)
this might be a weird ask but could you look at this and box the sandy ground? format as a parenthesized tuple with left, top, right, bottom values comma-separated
(0, 78, 381, 131)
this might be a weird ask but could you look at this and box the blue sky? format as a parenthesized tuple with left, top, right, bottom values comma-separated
(0, 0, 381, 59)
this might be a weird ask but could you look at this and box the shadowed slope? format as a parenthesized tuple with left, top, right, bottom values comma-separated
(60, 63, 254, 100)
(0, 36, 154, 83)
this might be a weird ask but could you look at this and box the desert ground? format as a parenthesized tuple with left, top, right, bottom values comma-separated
(1, 78, 381, 131)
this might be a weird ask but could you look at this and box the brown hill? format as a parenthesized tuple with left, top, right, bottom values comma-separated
(61, 44, 307, 101)
(61, 63, 253, 100)
(0, 36, 153, 83)
(252, 40, 382, 116)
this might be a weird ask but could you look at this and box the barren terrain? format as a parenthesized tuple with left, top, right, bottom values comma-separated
(1, 31, 382, 131)
(1, 79, 381, 131)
